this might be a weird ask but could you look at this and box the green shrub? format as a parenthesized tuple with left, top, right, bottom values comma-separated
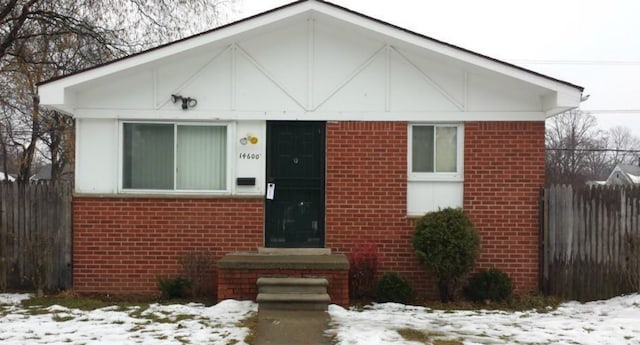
(465, 268, 513, 303)
(375, 272, 414, 304)
(412, 208, 479, 302)
(157, 277, 191, 299)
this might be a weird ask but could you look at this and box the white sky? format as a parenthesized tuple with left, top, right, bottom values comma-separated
(235, 0, 640, 135)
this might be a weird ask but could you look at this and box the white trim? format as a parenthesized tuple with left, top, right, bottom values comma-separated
(74, 119, 81, 189)
(407, 123, 464, 182)
(307, 17, 315, 110)
(236, 43, 307, 110)
(118, 120, 233, 194)
(312, 44, 387, 111)
(74, 109, 547, 122)
(385, 45, 390, 112)
(392, 46, 463, 111)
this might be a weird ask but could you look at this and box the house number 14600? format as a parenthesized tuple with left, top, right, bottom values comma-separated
(239, 153, 261, 160)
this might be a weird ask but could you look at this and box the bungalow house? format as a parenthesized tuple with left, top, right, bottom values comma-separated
(605, 164, 640, 185)
(38, 0, 583, 304)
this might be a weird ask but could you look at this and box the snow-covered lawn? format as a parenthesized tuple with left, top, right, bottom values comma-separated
(329, 295, 640, 345)
(1, 293, 639, 344)
(0, 294, 256, 345)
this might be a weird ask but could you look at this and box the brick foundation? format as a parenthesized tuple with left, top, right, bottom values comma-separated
(217, 268, 349, 307)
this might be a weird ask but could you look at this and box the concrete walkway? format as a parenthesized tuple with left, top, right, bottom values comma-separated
(254, 310, 333, 345)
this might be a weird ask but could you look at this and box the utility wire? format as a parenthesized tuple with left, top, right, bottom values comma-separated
(581, 109, 640, 114)
(547, 148, 640, 153)
(510, 60, 640, 66)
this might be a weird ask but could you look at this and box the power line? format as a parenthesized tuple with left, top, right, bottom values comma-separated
(581, 109, 640, 114)
(509, 59, 640, 66)
(547, 148, 640, 153)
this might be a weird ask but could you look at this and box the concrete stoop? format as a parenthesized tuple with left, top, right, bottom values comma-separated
(257, 277, 330, 311)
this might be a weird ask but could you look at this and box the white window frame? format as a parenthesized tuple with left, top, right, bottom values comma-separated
(408, 123, 464, 182)
(118, 121, 234, 194)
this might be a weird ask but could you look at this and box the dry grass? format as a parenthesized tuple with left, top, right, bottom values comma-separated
(419, 293, 563, 312)
(237, 311, 258, 345)
(396, 328, 463, 345)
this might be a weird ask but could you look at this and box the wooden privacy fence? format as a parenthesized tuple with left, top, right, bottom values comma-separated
(0, 182, 72, 292)
(542, 185, 640, 301)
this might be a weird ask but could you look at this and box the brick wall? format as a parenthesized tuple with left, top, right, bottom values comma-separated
(73, 197, 263, 295)
(325, 121, 545, 297)
(463, 121, 545, 293)
(324, 121, 435, 295)
(73, 120, 545, 300)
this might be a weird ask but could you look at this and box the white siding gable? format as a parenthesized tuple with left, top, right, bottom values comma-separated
(43, 5, 580, 121)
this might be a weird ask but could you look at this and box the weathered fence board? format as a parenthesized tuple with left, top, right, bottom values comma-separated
(0, 182, 72, 292)
(542, 185, 640, 301)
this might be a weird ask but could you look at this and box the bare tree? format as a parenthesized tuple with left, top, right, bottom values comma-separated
(546, 110, 605, 185)
(604, 126, 640, 167)
(1, 0, 238, 182)
(546, 110, 640, 185)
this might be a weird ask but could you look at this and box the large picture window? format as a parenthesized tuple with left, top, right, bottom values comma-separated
(123, 123, 227, 191)
(409, 124, 463, 179)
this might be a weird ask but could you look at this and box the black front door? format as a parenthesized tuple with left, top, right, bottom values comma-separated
(265, 121, 325, 248)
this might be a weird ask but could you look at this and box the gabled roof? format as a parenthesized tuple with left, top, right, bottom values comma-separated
(617, 164, 640, 184)
(606, 164, 640, 184)
(39, 0, 583, 91)
(38, 0, 583, 115)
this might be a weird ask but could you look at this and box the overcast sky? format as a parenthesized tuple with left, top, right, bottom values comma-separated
(235, 0, 640, 135)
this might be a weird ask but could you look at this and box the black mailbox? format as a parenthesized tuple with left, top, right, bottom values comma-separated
(236, 177, 256, 186)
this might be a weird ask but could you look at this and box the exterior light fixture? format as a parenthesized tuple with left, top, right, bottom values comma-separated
(171, 94, 197, 110)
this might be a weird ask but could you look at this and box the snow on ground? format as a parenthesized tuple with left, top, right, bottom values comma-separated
(0, 294, 256, 345)
(328, 294, 640, 345)
(1, 293, 639, 344)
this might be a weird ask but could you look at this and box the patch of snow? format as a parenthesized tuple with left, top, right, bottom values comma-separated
(0, 297, 257, 345)
(2, 294, 640, 344)
(628, 173, 640, 184)
(0, 293, 32, 305)
(328, 295, 640, 345)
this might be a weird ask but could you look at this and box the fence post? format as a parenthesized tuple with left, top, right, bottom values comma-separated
(0, 182, 73, 291)
(543, 184, 640, 301)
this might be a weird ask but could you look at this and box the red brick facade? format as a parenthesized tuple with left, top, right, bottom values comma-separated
(72, 197, 263, 294)
(324, 122, 432, 294)
(463, 122, 545, 293)
(72, 120, 545, 300)
(324, 121, 544, 296)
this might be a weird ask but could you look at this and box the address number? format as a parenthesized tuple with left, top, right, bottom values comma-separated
(239, 153, 261, 160)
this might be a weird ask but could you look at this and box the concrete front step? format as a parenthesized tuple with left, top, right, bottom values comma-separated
(256, 277, 330, 311)
(257, 293, 331, 311)
(257, 277, 328, 294)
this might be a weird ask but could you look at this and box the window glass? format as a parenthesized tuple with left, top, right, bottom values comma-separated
(177, 126, 227, 190)
(412, 125, 434, 173)
(123, 123, 174, 189)
(123, 123, 227, 191)
(411, 125, 458, 174)
(435, 127, 457, 172)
